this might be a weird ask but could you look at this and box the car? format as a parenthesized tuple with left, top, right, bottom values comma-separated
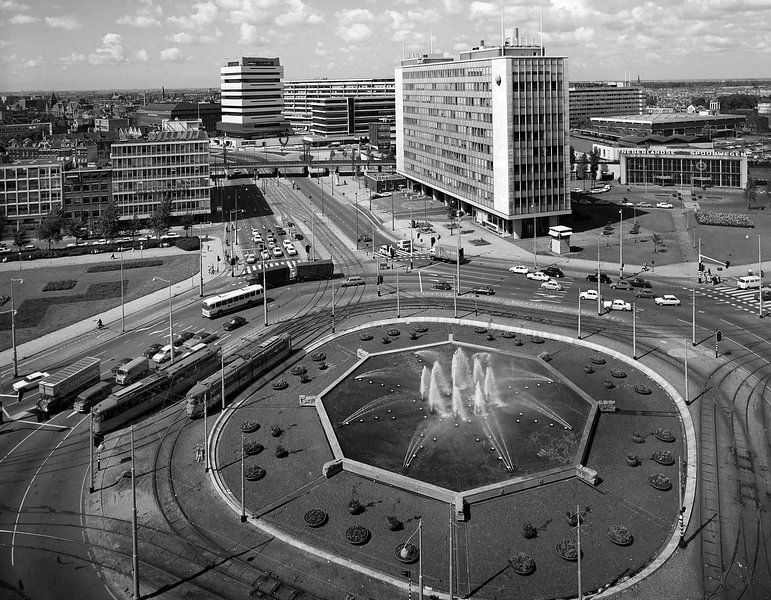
(469, 285, 495, 295)
(282, 238, 294, 247)
(251, 235, 262, 243)
(526, 271, 550, 282)
(152, 344, 181, 363)
(541, 266, 565, 278)
(285, 221, 295, 228)
(357, 235, 372, 243)
(260, 250, 271, 260)
(12, 371, 50, 393)
(275, 227, 286, 235)
(509, 265, 530, 275)
(223, 316, 247, 331)
(286, 246, 298, 256)
(110, 357, 133, 375)
(271, 246, 283, 257)
(621, 199, 634, 207)
(579, 289, 599, 301)
(143, 343, 163, 358)
(586, 273, 613, 284)
(184, 330, 218, 348)
(173, 331, 195, 347)
(629, 277, 652, 288)
(603, 299, 632, 311)
(245, 253, 256, 264)
(540, 280, 563, 291)
(294, 233, 304, 241)
(655, 294, 681, 306)
(341, 276, 365, 287)
(635, 289, 655, 298)
(432, 281, 452, 290)
(656, 202, 674, 209)
(637, 202, 652, 208)
(609, 281, 634, 291)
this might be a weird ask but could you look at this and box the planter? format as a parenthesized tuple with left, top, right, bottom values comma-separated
(607, 525, 634, 546)
(243, 441, 264, 456)
(521, 522, 538, 539)
(303, 509, 328, 528)
(610, 369, 627, 378)
(486, 334, 495, 341)
(652, 449, 674, 465)
(359, 333, 373, 341)
(395, 543, 419, 564)
(514, 338, 524, 346)
(626, 454, 640, 467)
(632, 432, 645, 444)
(583, 365, 595, 374)
(345, 525, 370, 546)
(387, 516, 403, 531)
(318, 362, 328, 370)
(381, 337, 391, 344)
(530, 336, 545, 344)
(566, 511, 584, 527)
(603, 379, 615, 389)
(271, 379, 288, 390)
(508, 552, 536, 575)
(244, 465, 266, 481)
(275, 445, 289, 459)
(387, 328, 401, 337)
(414, 325, 428, 333)
(538, 351, 551, 362)
(310, 351, 326, 362)
(240, 420, 260, 434)
(501, 331, 516, 338)
(634, 384, 652, 395)
(290, 365, 307, 376)
(348, 500, 363, 515)
(409, 332, 420, 340)
(474, 327, 488, 334)
(654, 428, 676, 443)
(300, 373, 311, 383)
(556, 539, 580, 562)
(590, 355, 606, 365)
(648, 473, 672, 491)
(270, 425, 283, 437)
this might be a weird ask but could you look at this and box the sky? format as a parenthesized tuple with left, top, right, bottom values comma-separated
(1, 0, 770, 93)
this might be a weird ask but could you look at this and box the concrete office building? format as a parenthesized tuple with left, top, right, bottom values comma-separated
(136, 103, 221, 135)
(217, 57, 291, 139)
(618, 148, 748, 189)
(0, 158, 63, 227)
(569, 83, 644, 128)
(62, 165, 112, 230)
(110, 122, 210, 221)
(589, 113, 745, 139)
(395, 42, 570, 238)
(310, 96, 395, 138)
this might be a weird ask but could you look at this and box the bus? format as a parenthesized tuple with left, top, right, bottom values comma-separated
(201, 285, 264, 318)
(186, 334, 291, 418)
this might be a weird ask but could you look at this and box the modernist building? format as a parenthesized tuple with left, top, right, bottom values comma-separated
(395, 43, 570, 238)
(618, 148, 748, 189)
(569, 84, 644, 128)
(217, 57, 291, 139)
(110, 121, 210, 221)
(93, 117, 130, 133)
(0, 157, 63, 227)
(135, 102, 221, 135)
(62, 165, 112, 230)
(310, 96, 395, 138)
(589, 113, 745, 139)
(283, 78, 395, 132)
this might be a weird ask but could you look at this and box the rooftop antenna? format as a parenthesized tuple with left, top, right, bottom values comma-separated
(402, 38, 405, 60)
(539, 0, 544, 55)
(500, 0, 505, 49)
(429, 29, 433, 54)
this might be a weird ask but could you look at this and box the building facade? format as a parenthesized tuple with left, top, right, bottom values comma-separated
(283, 78, 395, 132)
(569, 84, 644, 128)
(110, 124, 210, 221)
(135, 103, 221, 134)
(589, 113, 745, 139)
(310, 96, 395, 137)
(395, 44, 570, 238)
(618, 148, 748, 189)
(62, 165, 112, 231)
(217, 57, 291, 139)
(0, 158, 63, 227)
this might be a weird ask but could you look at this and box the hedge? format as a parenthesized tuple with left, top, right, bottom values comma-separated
(43, 280, 78, 292)
(87, 259, 163, 273)
(694, 210, 755, 228)
(0, 236, 201, 263)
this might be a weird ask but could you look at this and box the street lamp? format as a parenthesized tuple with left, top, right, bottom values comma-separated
(619, 208, 624, 279)
(596, 236, 602, 315)
(353, 193, 360, 250)
(153, 276, 174, 364)
(117, 248, 125, 332)
(10, 278, 23, 377)
(746, 234, 763, 318)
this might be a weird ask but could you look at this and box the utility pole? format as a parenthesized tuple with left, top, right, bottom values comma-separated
(131, 425, 140, 600)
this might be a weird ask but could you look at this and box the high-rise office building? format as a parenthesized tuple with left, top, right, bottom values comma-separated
(569, 83, 645, 128)
(217, 57, 291, 139)
(395, 42, 570, 238)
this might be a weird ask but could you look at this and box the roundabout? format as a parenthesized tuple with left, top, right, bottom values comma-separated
(208, 316, 696, 599)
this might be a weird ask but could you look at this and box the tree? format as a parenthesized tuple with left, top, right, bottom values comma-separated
(745, 178, 757, 208)
(182, 212, 195, 237)
(691, 96, 708, 109)
(329, 149, 336, 160)
(36, 214, 63, 250)
(95, 201, 120, 240)
(13, 228, 30, 251)
(0, 210, 7, 239)
(66, 218, 86, 242)
(149, 195, 172, 238)
(126, 214, 141, 239)
(588, 150, 600, 181)
(578, 154, 589, 188)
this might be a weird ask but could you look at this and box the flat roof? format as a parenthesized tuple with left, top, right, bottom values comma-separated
(591, 113, 744, 125)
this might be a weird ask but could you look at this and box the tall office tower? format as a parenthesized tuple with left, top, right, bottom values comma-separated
(217, 57, 292, 139)
(568, 83, 645, 128)
(395, 42, 570, 238)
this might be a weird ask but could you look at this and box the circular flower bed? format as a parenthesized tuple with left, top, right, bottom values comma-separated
(359, 333, 373, 341)
(395, 543, 419, 564)
(474, 327, 488, 334)
(502, 331, 516, 338)
(607, 525, 633, 546)
(566, 511, 584, 527)
(652, 449, 674, 465)
(271, 379, 288, 390)
(303, 509, 328, 528)
(590, 355, 606, 365)
(345, 525, 370, 546)
(648, 473, 672, 491)
(626, 454, 640, 467)
(245, 465, 266, 481)
(634, 384, 652, 395)
(414, 325, 428, 333)
(508, 552, 536, 575)
(387, 328, 401, 337)
(318, 362, 328, 370)
(556, 539, 579, 561)
(530, 336, 545, 344)
(310, 351, 326, 362)
(610, 369, 627, 378)
(632, 432, 645, 444)
(244, 441, 264, 456)
(290, 365, 307, 376)
(240, 420, 260, 434)
(583, 364, 594, 374)
(655, 428, 676, 443)
(381, 337, 391, 344)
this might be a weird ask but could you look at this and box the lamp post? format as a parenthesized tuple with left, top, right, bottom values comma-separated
(746, 234, 763, 318)
(619, 208, 624, 279)
(391, 190, 395, 231)
(577, 289, 582, 339)
(262, 253, 268, 326)
(10, 278, 23, 377)
(240, 431, 246, 522)
(596, 236, 602, 315)
(454, 212, 462, 318)
(118, 248, 125, 332)
(532, 208, 538, 270)
(691, 288, 696, 346)
(153, 276, 174, 364)
(198, 223, 204, 297)
(354, 193, 360, 250)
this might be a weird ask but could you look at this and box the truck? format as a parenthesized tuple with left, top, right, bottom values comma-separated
(115, 357, 151, 385)
(37, 356, 101, 415)
(602, 299, 632, 311)
(294, 259, 334, 282)
(247, 264, 291, 289)
(430, 243, 465, 264)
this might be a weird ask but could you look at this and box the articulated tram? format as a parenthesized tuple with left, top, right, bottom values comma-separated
(185, 334, 291, 418)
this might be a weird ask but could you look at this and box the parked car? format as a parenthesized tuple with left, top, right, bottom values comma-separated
(526, 271, 550, 282)
(541, 266, 565, 278)
(245, 253, 256, 264)
(223, 316, 247, 331)
(634, 289, 656, 298)
(152, 344, 181, 363)
(294, 233, 304, 241)
(173, 332, 195, 347)
(621, 199, 634, 207)
(341, 276, 365, 287)
(586, 273, 612, 284)
(540, 280, 563, 291)
(12, 371, 50, 393)
(610, 281, 634, 291)
(184, 330, 217, 348)
(629, 277, 652, 288)
(432, 282, 452, 290)
(143, 343, 163, 359)
(271, 246, 283, 257)
(509, 265, 530, 275)
(579, 289, 600, 301)
(603, 299, 632, 311)
(655, 294, 681, 306)
(260, 250, 271, 261)
(637, 202, 652, 208)
(469, 285, 495, 295)
(656, 202, 674, 209)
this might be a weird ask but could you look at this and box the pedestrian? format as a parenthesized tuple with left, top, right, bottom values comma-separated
(0, 400, 3, 424)
(111, 253, 115, 259)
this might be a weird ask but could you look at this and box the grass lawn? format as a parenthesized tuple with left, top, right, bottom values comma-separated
(0, 254, 199, 350)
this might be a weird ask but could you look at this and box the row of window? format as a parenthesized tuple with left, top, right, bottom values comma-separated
(404, 94, 493, 107)
(63, 183, 110, 193)
(0, 179, 60, 191)
(403, 66, 492, 79)
(1, 190, 60, 203)
(111, 155, 207, 167)
(0, 167, 60, 179)
(114, 199, 209, 216)
(113, 178, 209, 193)
(111, 143, 208, 156)
(113, 169, 208, 182)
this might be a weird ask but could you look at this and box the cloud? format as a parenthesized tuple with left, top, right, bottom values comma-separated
(61, 52, 86, 64)
(160, 47, 186, 62)
(117, 0, 162, 27)
(238, 22, 268, 45)
(135, 49, 149, 62)
(0, 0, 30, 10)
(167, 30, 222, 44)
(9, 13, 38, 24)
(275, 0, 322, 26)
(167, 1, 218, 30)
(45, 16, 82, 30)
(336, 8, 375, 26)
(23, 56, 43, 67)
(88, 33, 126, 65)
(0, 39, 10, 48)
(336, 22, 373, 43)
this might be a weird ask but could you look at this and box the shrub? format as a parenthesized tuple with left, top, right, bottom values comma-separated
(87, 259, 163, 273)
(174, 236, 200, 251)
(521, 522, 538, 539)
(694, 210, 754, 228)
(43, 280, 77, 292)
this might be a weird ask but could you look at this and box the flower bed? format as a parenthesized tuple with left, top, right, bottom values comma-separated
(387, 328, 401, 337)
(607, 525, 634, 546)
(243, 441, 264, 456)
(240, 420, 260, 434)
(290, 365, 307, 376)
(694, 210, 755, 228)
(648, 473, 672, 491)
(310, 351, 326, 362)
(603, 379, 615, 389)
(632, 432, 645, 444)
(474, 327, 488, 334)
(508, 552, 536, 575)
(634, 384, 652, 395)
(530, 336, 545, 344)
(502, 331, 516, 338)
(303, 509, 328, 528)
(610, 369, 626, 378)
(245, 465, 266, 481)
(590, 355, 606, 365)
(395, 543, 419, 564)
(539, 352, 551, 362)
(556, 539, 580, 561)
(345, 525, 370, 546)
(654, 428, 676, 443)
(414, 325, 428, 333)
(514, 338, 524, 346)
(359, 333, 373, 341)
(652, 449, 674, 465)
(271, 379, 288, 390)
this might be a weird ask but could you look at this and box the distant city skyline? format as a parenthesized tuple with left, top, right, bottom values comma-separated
(1, 0, 770, 93)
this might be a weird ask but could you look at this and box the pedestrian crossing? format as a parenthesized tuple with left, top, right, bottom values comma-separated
(689, 284, 771, 312)
(244, 259, 299, 273)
